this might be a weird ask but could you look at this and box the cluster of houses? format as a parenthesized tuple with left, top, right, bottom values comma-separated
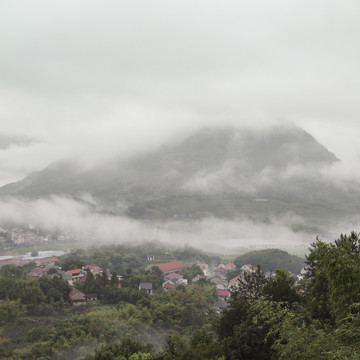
(0, 225, 76, 246)
(139, 260, 261, 312)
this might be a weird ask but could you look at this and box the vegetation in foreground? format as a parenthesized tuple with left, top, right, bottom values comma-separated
(1, 233, 360, 359)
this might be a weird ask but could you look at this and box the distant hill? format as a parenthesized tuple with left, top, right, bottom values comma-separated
(0, 124, 359, 230)
(234, 249, 305, 274)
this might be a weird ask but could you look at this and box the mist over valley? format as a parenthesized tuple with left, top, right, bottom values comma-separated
(0, 124, 359, 253)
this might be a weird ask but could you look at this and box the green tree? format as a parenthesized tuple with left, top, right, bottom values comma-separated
(235, 266, 268, 302)
(304, 232, 360, 320)
(180, 264, 203, 284)
(264, 269, 300, 303)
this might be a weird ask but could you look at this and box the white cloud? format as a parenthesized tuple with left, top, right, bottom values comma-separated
(0, 0, 359, 186)
(0, 195, 313, 252)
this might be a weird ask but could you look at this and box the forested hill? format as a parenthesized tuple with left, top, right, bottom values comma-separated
(1, 124, 359, 228)
(234, 248, 305, 274)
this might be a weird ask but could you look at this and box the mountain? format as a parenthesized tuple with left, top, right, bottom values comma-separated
(0, 124, 358, 230)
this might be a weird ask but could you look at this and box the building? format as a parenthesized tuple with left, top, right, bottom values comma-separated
(139, 282, 153, 294)
(83, 265, 101, 276)
(67, 269, 83, 282)
(241, 264, 256, 273)
(35, 257, 59, 267)
(164, 272, 183, 283)
(163, 280, 176, 291)
(157, 261, 185, 275)
(62, 271, 73, 284)
(228, 275, 243, 290)
(213, 298, 229, 313)
(225, 262, 236, 271)
(28, 267, 50, 280)
(86, 294, 98, 302)
(69, 289, 86, 305)
(216, 289, 230, 299)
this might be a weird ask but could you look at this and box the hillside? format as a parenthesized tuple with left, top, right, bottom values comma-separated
(234, 248, 305, 273)
(0, 124, 358, 229)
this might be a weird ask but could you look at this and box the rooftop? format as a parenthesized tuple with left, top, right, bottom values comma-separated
(139, 282, 153, 290)
(217, 289, 230, 297)
(157, 261, 185, 273)
(68, 269, 82, 274)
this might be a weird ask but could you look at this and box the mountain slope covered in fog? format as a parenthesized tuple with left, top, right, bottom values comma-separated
(0, 124, 358, 229)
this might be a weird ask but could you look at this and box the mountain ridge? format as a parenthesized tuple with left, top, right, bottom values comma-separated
(0, 124, 354, 230)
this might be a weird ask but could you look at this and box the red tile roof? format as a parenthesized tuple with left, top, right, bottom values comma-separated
(227, 262, 235, 267)
(165, 272, 183, 279)
(36, 257, 59, 264)
(0, 259, 30, 266)
(69, 289, 82, 296)
(157, 261, 185, 273)
(217, 289, 230, 297)
(69, 289, 85, 299)
(68, 269, 82, 274)
(84, 265, 100, 270)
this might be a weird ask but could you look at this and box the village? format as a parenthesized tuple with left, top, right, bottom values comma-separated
(0, 248, 284, 313)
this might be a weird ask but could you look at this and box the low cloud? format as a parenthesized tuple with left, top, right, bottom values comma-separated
(182, 158, 360, 196)
(0, 195, 315, 253)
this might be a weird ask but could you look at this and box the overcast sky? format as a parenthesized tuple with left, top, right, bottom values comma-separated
(1, 0, 360, 185)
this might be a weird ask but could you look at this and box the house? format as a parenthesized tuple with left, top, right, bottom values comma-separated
(241, 264, 256, 273)
(0, 258, 30, 267)
(28, 267, 50, 279)
(192, 274, 206, 283)
(213, 298, 229, 313)
(225, 262, 236, 271)
(157, 261, 185, 274)
(212, 272, 227, 280)
(86, 294, 98, 302)
(139, 282, 153, 294)
(177, 278, 188, 286)
(228, 275, 243, 290)
(216, 283, 227, 290)
(69, 289, 86, 305)
(213, 267, 227, 277)
(62, 271, 73, 284)
(210, 277, 228, 287)
(216, 289, 230, 299)
(162, 280, 176, 291)
(83, 265, 101, 276)
(164, 272, 183, 283)
(67, 269, 84, 282)
(35, 257, 59, 267)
